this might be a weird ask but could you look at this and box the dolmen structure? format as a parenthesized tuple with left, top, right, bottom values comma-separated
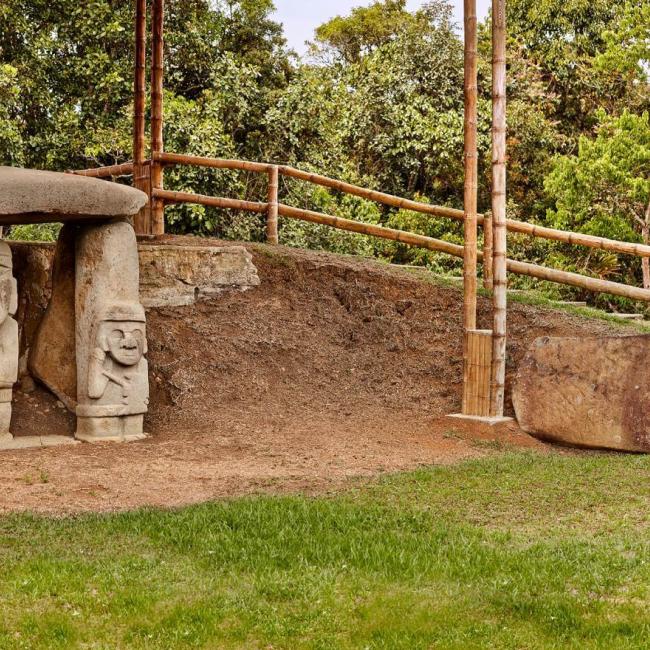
(0, 166, 149, 447)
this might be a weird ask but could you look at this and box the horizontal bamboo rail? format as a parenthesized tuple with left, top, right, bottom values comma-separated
(71, 162, 135, 178)
(277, 205, 650, 302)
(151, 187, 650, 302)
(153, 188, 268, 213)
(153, 153, 650, 260)
(156, 152, 271, 174)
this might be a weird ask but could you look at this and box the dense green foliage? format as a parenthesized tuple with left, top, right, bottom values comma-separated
(2, 452, 650, 647)
(0, 0, 648, 298)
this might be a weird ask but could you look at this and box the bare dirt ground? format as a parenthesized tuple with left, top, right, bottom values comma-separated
(0, 238, 626, 515)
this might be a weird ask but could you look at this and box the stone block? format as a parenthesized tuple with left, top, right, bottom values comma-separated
(139, 244, 260, 308)
(513, 335, 650, 452)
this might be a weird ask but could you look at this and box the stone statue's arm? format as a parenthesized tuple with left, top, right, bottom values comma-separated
(88, 348, 110, 399)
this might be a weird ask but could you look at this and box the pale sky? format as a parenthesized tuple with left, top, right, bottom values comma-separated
(272, 0, 491, 55)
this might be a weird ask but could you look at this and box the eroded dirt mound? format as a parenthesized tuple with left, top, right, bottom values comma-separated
(1, 238, 626, 514)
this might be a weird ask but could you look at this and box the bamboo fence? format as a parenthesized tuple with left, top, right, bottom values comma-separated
(491, 0, 508, 417)
(58, 1, 650, 426)
(152, 153, 650, 259)
(144, 185, 650, 302)
(73, 155, 650, 303)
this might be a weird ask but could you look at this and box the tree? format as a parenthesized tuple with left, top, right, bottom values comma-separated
(545, 111, 650, 287)
(0, 64, 23, 165)
(0, 0, 291, 170)
(311, 0, 412, 64)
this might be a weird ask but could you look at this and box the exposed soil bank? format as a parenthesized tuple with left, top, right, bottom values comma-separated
(1, 238, 626, 514)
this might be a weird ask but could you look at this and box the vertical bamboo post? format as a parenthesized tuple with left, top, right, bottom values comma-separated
(491, 0, 508, 416)
(461, 0, 479, 415)
(133, 0, 149, 235)
(483, 214, 493, 290)
(150, 0, 165, 236)
(267, 165, 279, 244)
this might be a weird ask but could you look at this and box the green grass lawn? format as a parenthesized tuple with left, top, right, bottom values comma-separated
(2, 452, 650, 649)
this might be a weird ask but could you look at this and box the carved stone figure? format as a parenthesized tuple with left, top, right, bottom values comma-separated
(75, 221, 149, 442)
(0, 242, 18, 443)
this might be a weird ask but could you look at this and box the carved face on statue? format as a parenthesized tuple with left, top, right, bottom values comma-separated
(93, 302, 147, 369)
(103, 321, 146, 367)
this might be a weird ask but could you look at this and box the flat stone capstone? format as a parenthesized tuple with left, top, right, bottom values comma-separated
(0, 166, 147, 224)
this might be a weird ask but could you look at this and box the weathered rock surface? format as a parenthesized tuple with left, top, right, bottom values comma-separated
(0, 167, 146, 224)
(139, 244, 260, 307)
(512, 335, 650, 452)
(28, 227, 78, 410)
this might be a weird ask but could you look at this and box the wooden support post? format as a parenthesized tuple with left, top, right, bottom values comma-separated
(462, 330, 493, 417)
(150, 0, 165, 236)
(461, 0, 480, 415)
(491, 0, 508, 417)
(267, 165, 279, 245)
(132, 0, 149, 234)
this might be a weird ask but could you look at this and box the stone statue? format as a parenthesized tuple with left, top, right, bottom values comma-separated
(75, 221, 149, 442)
(0, 242, 18, 443)
(76, 302, 149, 441)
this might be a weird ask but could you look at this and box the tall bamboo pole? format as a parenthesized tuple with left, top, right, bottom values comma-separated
(463, 0, 478, 332)
(133, 0, 149, 234)
(491, 0, 508, 416)
(150, 0, 165, 236)
(461, 0, 480, 415)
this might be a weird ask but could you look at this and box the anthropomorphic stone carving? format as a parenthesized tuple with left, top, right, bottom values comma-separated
(76, 302, 149, 441)
(0, 242, 18, 443)
(75, 221, 149, 442)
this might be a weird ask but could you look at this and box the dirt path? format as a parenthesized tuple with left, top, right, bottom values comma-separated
(0, 239, 625, 515)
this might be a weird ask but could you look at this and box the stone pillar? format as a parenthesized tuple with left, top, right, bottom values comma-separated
(75, 221, 149, 442)
(0, 242, 18, 444)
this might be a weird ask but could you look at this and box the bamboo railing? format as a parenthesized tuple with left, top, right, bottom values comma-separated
(71, 154, 650, 303)
(151, 153, 650, 259)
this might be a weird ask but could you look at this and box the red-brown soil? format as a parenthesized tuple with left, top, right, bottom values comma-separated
(0, 238, 628, 515)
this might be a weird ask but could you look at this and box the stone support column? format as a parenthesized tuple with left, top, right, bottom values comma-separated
(75, 221, 149, 442)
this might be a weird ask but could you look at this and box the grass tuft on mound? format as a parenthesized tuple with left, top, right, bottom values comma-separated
(1, 451, 650, 649)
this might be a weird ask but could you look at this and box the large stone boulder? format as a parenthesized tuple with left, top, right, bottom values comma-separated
(512, 335, 650, 452)
(0, 166, 146, 224)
